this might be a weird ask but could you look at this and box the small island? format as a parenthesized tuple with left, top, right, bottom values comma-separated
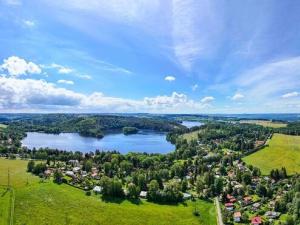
(122, 126, 139, 135)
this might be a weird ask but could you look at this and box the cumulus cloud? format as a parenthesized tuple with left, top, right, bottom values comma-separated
(164, 76, 176, 81)
(77, 74, 92, 80)
(0, 76, 209, 113)
(200, 96, 214, 104)
(1, 56, 41, 77)
(57, 79, 74, 85)
(231, 93, 244, 101)
(281, 91, 299, 98)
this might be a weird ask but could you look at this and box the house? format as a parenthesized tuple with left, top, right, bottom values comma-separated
(225, 203, 234, 211)
(243, 196, 252, 205)
(66, 171, 75, 178)
(252, 203, 261, 211)
(227, 194, 236, 203)
(251, 216, 262, 225)
(234, 211, 241, 222)
(93, 186, 102, 193)
(139, 191, 147, 198)
(44, 169, 52, 177)
(73, 167, 81, 173)
(265, 211, 280, 219)
(183, 193, 192, 200)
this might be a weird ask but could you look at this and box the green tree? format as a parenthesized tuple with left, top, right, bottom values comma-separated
(127, 183, 140, 199)
(27, 160, 35, 172)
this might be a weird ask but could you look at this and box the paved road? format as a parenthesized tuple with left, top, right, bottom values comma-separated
(214, 197, 224, 225)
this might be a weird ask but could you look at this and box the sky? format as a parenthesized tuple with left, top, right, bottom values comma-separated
(0, 0, 300, 113)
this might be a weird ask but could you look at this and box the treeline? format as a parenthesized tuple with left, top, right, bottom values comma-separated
(276, 122, 300, 135)
(7, 114, 185, 138)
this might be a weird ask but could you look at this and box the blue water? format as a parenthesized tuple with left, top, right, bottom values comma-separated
(21, 131, 174, 154)
(181, 121, 204, 128)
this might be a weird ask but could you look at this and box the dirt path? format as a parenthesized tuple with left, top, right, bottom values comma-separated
(214, 197, 224, 225)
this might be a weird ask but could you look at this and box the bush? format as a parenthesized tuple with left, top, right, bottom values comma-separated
(86, 191, 91, 196)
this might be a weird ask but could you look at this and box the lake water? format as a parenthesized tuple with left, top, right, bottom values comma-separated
(181, 121, 204, 128)
(21, 131, 175, 154)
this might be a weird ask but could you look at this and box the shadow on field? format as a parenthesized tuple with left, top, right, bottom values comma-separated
(1, 189, 9, 197)
(101, 196, 125, 204)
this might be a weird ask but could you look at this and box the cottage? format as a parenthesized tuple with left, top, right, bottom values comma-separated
(183, 193, 192, 200)
(243, 196, 252, 205)
(73, 167, 81, 173)
(234, 211, 241, 222)
(93, 186, 102, 193)
(225, 203, 234, 211)
(265, 211, 280, 219)
(66, 171, 75, 177)
(251, 216, 262, 225)
(139, 191, 147, 198)
(252, 203, 261, 211)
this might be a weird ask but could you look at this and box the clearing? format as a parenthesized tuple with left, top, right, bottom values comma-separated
(243, 134, 300, 175)
(239, 120, 287, 128)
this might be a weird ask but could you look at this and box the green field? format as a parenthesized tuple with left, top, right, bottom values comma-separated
(0, 158, 216, 225)
(0, 188, 11, 225)
(240, 120, 287, 128)
(0, 124, 7, 129)
(243, 134, 300, 175)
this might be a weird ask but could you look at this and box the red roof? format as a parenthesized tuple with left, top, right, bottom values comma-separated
(251, 216, 262, 224)
(225, 203, 233, 207)
(234, 212, 241, 218)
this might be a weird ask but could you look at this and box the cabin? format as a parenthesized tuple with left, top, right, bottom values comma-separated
(66, 171, 75, 178)
(139, 191, 147, 198)
(251, 216, 262, 225)
(234, 211, 241, 223)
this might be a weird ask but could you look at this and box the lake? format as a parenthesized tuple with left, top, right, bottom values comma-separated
(181, 121, 204, 128)
(21, 131, 175, 154)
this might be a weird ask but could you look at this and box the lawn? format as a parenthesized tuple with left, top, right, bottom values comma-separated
(243, 134, 300, 175)
(239, 120, 287, 128)
(0, 188, 11, 225)
(0, 158, 217, 225)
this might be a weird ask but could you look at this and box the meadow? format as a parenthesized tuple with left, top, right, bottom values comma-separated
(239, 120, 287, 128)
(243, 134, 300, 175)
(0, 158, 216, 225)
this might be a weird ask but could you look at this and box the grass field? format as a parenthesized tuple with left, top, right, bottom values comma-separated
(0, 158, 216, 225)
(243, 134, 300, 175)
(240, 120, 287, 128)
(0, 124, 7, 129)
(0, 188, 10, 225)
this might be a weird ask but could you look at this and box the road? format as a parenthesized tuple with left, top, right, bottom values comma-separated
(214, 197, 224, 225)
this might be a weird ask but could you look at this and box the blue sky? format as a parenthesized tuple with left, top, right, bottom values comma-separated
(0, 0, 300, 113)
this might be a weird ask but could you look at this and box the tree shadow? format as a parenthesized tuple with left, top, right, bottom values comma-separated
(128, 198, 142, 205)
(101, 195, 125, 204)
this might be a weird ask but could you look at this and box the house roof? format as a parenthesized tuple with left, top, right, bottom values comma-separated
(251, 216, 262, 224)
(225, 203, 233, 207)
(234, 212, 241, 218)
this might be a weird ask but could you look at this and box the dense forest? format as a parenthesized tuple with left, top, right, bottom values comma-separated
(4, 114, 186, 138)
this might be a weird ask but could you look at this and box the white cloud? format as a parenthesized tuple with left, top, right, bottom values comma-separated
(49, 63, 73, 74)
(164, 75, 176, 82)
(1, 56, 41, 77)
(231, 93, 244, 101)
(191, 84, 198, 91)
(23, 20, 35, 27)
(281, 91, 299, 98)
(57, 79, 74, 85)
(77, 74, 92, 80)
(200, 96, 214, 104)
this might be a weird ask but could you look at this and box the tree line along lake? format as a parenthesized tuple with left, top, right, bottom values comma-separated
(21, 121, 203, 154)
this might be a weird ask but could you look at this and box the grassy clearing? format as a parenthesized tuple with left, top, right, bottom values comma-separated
(243, 134, 300, 175)
(0, 124, 7, 129)
(0, 188, 10, 225)
(240, 120, 287, 128)
(0, 158, 216, 225)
